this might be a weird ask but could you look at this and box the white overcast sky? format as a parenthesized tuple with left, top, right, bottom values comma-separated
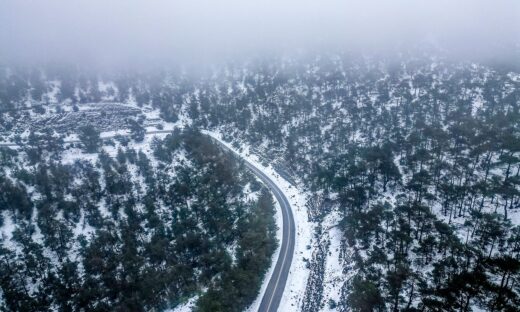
(0, 0, 518, 67)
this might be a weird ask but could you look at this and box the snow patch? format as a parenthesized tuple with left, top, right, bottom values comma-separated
(164, 296, 199, 312)
(320, 211, 346, 311)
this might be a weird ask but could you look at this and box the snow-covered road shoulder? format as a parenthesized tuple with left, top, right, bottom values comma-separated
(202, 130, 314, 312)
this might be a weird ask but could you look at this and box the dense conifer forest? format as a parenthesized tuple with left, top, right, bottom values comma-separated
(0, 126, 277, 311)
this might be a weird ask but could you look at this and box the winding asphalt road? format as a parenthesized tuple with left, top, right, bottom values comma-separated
(209, 138, 295, 312)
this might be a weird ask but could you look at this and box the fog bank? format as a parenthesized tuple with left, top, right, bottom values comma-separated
(1, 0, 519, 68)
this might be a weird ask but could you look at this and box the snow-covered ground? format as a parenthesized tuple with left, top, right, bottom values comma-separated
(203, 130, 315, 312)
(320, 211, 347, 311)
(166, 296, 199, 312)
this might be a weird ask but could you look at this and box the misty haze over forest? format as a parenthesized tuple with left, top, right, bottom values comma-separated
(1, 0, 519, 68)
(1, 1, 520, 312)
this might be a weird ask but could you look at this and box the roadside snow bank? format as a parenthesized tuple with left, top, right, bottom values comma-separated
(320, 211, 348, 311)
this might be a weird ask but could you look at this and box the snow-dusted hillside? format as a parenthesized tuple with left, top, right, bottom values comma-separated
(1, 52, 519, 311)
(0, 126, 277, 312)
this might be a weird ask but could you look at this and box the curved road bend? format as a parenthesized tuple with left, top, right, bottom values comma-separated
(210, 139, 296, 312)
